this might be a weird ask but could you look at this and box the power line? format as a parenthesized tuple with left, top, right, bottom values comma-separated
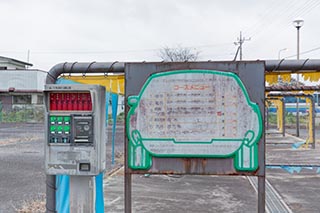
(249, 1, 308, 40)
(244, 0, 299, 37)
(285, 46, 320, 58)
(270, 0, 320, 42)
(0, 43, 233, 55)
(245, 0, 320, 58)
(246, 0, 319, 45)
(242, 0, 280, 35)
(244, 0, 302, 38)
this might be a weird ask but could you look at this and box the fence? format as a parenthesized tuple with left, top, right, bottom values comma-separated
(0, 103, 44, 123)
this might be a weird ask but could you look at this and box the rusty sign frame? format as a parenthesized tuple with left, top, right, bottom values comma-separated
(124, 61, 266, 213)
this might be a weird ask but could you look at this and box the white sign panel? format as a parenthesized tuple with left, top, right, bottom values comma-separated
(127, 70, 262, 171)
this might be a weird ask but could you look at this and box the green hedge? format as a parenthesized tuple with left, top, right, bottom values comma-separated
(1, 108, 44, 123)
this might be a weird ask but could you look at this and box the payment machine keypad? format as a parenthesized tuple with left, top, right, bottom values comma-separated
(49, 115, 71, 144)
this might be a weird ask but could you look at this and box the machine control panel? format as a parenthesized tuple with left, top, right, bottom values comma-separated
(44, 84, 106, 176)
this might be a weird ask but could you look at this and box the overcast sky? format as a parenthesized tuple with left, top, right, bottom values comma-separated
(1, 0, 320, 71)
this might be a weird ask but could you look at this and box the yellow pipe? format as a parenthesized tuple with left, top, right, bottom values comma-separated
(307, 97, 314, 144)
(272, 99, 283, 132)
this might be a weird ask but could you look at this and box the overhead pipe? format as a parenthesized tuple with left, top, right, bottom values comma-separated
(45, 60, 320, 83)
(265, 59, 320, 72)
(46, 62, 125, 84)
(45, 61, 125, 213)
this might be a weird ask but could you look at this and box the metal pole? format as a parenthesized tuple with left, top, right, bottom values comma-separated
(311, 97, 316, 149)
(266, 107, 269, 130)
(125, 98, 132, 213)
(27, 50, 30, 69)
(258, 176, 266, 213)
(239, 32, 243, 61)
(258, 89, 266, 213)
(297, 27, 300, 60)
(0, 101, 2, 122)
(296, 26, 300, 137)
(282, 98, 286, 137)
(278, 48, 287, 60)
(124, 172, 132, 213)
(46, 175, 56, 213)
(70, 176, 95, 213)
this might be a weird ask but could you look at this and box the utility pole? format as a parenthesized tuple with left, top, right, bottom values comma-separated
(27, 49, 30, 69)
(293, 18, 304, 137)
(234, 31, 251, 61)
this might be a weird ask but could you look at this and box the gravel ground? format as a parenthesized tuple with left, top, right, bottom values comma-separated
(0, 122, 125, 212)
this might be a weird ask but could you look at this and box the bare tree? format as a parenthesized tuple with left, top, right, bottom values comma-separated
(159, 45, 200, 62)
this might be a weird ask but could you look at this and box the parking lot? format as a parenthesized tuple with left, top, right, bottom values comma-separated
(1, 123, 320, 212)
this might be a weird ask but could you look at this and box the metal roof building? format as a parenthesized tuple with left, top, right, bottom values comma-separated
(0, 69, 47, 115)
(0, 69, 47, 93)
(0, 56, 33, 70)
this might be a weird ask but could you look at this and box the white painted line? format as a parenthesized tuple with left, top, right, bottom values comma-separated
(103, 166, 124, 188)
(247, 176, 292, 213)
(108, 196, 121, 205)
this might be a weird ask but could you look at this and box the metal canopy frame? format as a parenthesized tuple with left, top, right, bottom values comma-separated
(44, 59, 320, 213)
(266, 97, 286, 136)
(267, 93, 315, 149)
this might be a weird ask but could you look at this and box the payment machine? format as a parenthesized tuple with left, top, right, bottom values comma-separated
(44, 84, 106, 176)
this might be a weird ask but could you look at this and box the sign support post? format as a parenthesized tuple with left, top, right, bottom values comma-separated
(70, 176, 95, 213)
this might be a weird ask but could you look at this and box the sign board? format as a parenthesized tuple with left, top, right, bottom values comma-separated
(127, 70, 262, 171)
(127, 70, 263, 171)
(124, 62, 266, 212)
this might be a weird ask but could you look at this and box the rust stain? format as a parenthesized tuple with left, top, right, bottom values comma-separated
(183, 158, 192, 173)
(201, 159, 207, 173)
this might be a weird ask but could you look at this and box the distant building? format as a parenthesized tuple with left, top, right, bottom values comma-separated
(0, 57, 46, 122)
(0, 56, 33, 70)
(0, 69, 47, 111)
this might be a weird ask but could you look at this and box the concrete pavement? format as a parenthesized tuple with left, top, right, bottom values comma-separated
(1, 123, 320, 212)
(103, 129, 320, 213)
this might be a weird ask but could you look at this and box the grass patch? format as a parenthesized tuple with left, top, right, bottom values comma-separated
(268, 113, 310, 126)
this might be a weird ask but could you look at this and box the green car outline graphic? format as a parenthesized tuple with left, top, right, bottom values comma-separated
(126, 70, 263, 171)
